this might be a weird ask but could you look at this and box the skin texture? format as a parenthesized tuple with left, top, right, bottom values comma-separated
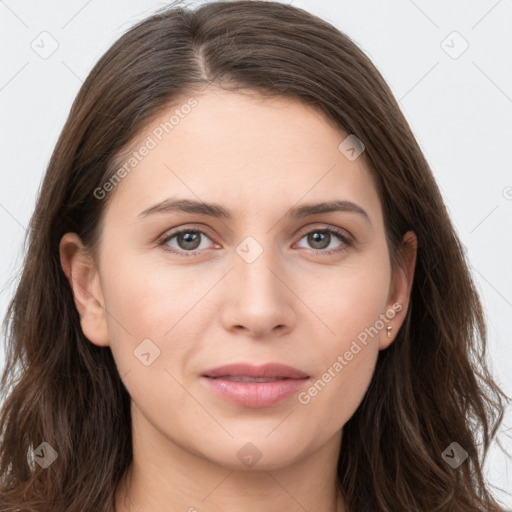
(60, 87, 417, 512)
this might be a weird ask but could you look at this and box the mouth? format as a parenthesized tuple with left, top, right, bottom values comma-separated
(200, 363, 310, 408)
(209, 376, 295, 382)
(201, 362, 309, 380)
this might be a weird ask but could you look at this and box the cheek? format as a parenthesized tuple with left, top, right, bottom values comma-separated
(100, 251, 214, 372)
(293, 253, 389, 423)
(302, 345, 379, 431)
(300, 252, 391, 342)
(101, 248, 190, 331)
(297, 310, 381, 433)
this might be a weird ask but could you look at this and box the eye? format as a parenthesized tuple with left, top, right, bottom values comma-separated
(160, 228, 216, 256)
(295, 226, 353, 255)
(158, 225, 353, 257)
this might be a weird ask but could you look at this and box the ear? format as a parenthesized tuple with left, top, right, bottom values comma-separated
(379, 230, 417, 350)
(59, 232, 110, 347)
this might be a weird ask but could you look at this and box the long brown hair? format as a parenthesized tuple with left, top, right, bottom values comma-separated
(0, 1, 509, 510)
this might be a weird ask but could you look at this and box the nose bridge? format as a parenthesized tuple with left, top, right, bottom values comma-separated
(222, 232, 294, 335)
(234, 233, 283, 302)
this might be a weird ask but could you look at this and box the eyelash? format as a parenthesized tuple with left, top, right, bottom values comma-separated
(158, 225, 354, 258)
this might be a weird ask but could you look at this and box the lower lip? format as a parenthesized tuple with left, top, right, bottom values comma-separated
(200, 376, 309, 408)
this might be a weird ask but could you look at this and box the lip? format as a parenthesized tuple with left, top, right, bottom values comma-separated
(200, 363, 310, 408)
(202, 363, 309, 379)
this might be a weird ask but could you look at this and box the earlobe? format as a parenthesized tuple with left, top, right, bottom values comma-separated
(59, 233, 110, 347)
(379, 230, 417, 350)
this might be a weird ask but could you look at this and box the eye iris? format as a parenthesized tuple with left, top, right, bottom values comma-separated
(177, 231, 201, 250)
(308, 231, 330, 250)
(170, 230, 339, 253)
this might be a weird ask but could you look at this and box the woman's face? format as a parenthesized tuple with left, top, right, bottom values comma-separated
(62, 87, 416, 471)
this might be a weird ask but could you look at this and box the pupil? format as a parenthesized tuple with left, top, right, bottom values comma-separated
(176, 231, 332, 252)
(180, 232, 200, 250)
(309, 231, 329, 249)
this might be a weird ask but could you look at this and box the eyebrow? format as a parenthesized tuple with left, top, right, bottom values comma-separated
(138, 198, 372, 226)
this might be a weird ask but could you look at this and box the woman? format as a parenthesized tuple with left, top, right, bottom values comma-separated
(0, 1, 508, 511)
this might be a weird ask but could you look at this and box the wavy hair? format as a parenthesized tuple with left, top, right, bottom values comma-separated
(0, 1, 509, 510)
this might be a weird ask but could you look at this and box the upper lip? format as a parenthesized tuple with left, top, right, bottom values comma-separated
(201, 363, 309, 379)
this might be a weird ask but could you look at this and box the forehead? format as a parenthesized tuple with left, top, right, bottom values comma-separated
(104, 87, 382, 226)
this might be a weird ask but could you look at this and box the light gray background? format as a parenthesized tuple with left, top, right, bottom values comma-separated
(1, 0, 511, 507)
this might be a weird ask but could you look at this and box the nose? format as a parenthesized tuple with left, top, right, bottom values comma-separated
(220, 247, 296, 339)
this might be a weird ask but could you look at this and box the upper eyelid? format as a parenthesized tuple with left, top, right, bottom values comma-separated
(160, 223, 353, 246)
(159, 224, 216, 243)
(296, 224, 352, 238)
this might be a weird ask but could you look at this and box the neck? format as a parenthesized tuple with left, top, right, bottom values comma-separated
(114, 400, 346, 512)
(115, 423, 346, 512)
